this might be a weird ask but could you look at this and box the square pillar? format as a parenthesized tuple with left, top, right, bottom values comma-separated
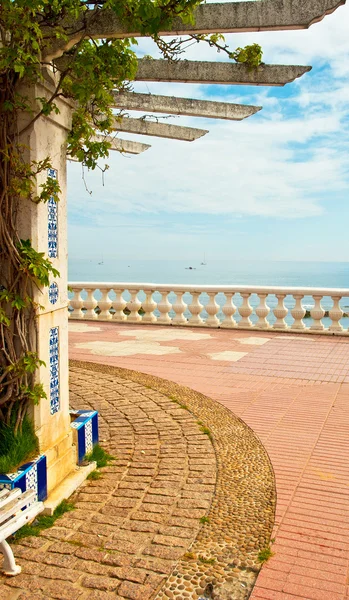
(17, 70, 75, 494)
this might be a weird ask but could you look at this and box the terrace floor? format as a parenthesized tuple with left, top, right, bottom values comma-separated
(68, 322, 349, 600)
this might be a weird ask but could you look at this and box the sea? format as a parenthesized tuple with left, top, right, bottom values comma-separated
(69, 258, 349, 289)
(68, 259, 349, 328)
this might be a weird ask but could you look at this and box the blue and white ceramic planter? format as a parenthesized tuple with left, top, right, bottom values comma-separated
(70, 410, 99, 465)
(0, 455, 47, 501)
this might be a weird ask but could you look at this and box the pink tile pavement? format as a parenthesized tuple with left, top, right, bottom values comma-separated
(69, 322, 349, 600)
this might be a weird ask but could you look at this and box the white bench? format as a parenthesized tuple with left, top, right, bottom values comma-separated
(0, 487, 44, 576)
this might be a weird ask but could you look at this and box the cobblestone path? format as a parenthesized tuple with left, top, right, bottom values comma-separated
(0, 363, 275, 600)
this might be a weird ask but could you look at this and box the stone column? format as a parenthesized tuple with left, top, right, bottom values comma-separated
(17, 70, 75, 495)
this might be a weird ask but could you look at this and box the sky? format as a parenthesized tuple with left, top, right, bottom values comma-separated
(67, 2, 349, 262)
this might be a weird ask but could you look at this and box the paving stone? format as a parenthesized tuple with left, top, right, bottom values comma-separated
(104, 539, 140, 554)
(82, 576, 120, 592)
(130, 511, 165, 524)
(48, 542, 77, 555)
(83, 592, 121, 600)
(140, 503, 172, 514)
(101, 554, 132, 568)
(18, 537, 48, 549)
(74, 559, 111, 576)
(134, 557, 174, 575)
(118, 581, 153, 600)
(0, 584, 19, 600)
(152, 534, 190, 547)
(126, 520, 160, 533)
(143, 545, 185, 560)
(108, 567, 146, 584)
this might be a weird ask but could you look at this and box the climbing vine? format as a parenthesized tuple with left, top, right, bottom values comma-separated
(0, 0, 262, 435)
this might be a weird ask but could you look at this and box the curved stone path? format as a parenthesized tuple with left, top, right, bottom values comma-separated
(69, 323, 349, 600)
(0, 362, 275, 600)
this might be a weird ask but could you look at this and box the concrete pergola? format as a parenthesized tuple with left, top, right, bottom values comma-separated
(19, 0, 345, 508)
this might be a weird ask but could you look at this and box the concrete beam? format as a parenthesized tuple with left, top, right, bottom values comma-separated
(135, 59, 311, 87)
(93, 1, 345, 37)
(111, 117, 208, 142)
(112, 92, 261, 121)
(67, 135, 151, 161)
(91, 134, 151, 154)
(45, 0, 345, 61)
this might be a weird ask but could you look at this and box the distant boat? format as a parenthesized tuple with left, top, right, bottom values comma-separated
(185, 266, 196, 270)
(98, 257, 104, 265)
(201, 252, 207, 266)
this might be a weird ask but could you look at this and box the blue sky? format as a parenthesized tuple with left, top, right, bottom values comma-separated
(67, 3, 349, 262)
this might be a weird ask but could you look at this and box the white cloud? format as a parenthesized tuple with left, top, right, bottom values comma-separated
(68, 99, 348, 220)
(68, 2, 349, 258)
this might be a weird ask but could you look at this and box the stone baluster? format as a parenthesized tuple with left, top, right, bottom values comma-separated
(205, 292, 219, 327)
(189, 292, 204, 326)
(221, 293, 237, 328)
(238, 293, 253, 328)
(157, 291, 172, 324)
(98, 288, 112, 320)
(127, 290, 142, 322)
(273, 294, 288, 330)
(255, 294, 270, 329)
(112, 289, 127, 321)
(172, 291, 188, 325)
(84, 288, 98, 319)
(142, 290, 157, 323)
(69, 289, 84, 319)
(310, 295, 325, 331)
(329, 296, 344, 333)
(291, 295, 306, 330)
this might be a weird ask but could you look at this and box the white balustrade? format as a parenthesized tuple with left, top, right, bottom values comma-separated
(329, 296, 344, 333)
(189, 292, 204, 326)
(157, 291, 172, 324)
(172, 291, 188, 325)
(84, 288, 98, 319)
(238, 293, 253, 328)
(255, 294, 270, 329)
(113, 289, 127, 321)
(142, 290, 157, 323)
(310, 295, 325, 331)
(127, 290, 142, 323)
(273, 294, 288, 330)
(68, 282, 349, 336)
(291, 295, 306, 330)
(221, 293, 236, 328)
(98, 289, 112, 320)
(69, 289, 84, 319)
(205, 292, 220, 327)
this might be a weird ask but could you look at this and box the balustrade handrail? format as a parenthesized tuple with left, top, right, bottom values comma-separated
(69, 281, 349, 296)
(67, 281, 349, 335)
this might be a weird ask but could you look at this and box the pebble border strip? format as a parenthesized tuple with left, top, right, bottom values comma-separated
(70, 360, 276, 600)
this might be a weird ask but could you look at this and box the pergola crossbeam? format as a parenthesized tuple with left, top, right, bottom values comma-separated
(135, 60, 311, 87)
(67, 135, 151, 160)
(111, 117, 208, 141)
(112, 92, 262, 121)
(92, 134, 151, 154)
(44, 0, 345, 59)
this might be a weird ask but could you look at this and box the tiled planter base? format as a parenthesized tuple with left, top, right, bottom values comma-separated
(0, 455, 47, 501)
(70, 410, 99, 464)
